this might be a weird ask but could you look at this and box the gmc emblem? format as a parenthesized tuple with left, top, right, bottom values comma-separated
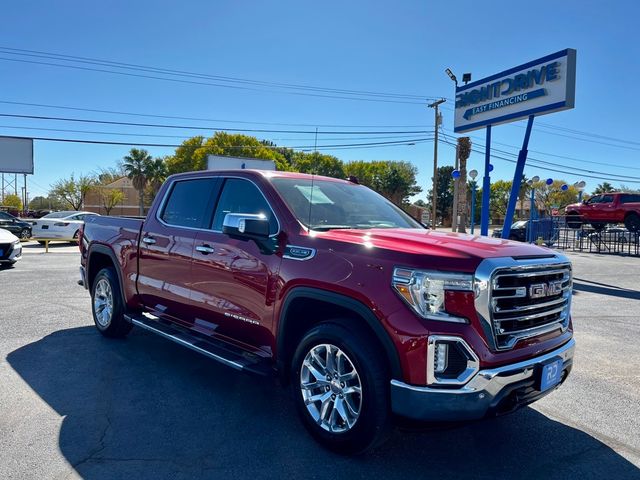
(529, 280, 564, 298)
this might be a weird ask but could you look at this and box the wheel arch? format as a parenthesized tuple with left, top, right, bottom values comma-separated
(276, 287, 402, 384)
(87, 244, 125, 304)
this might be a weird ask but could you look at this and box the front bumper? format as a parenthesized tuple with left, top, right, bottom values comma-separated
(391, 338, 575, 421)
(0, 242, 22, 264)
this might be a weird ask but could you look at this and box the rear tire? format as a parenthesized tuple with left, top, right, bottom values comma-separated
(71, 230, 80, 245)
(19, 228, 31, 240)
(91, 267, 132, 338)
(290, 321, 391, 455)
(624, 213, 640, 233)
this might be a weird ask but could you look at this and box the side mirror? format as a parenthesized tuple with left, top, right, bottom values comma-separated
(222, 213, 270, 238)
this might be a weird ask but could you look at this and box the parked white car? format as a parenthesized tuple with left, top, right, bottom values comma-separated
(31, 211, 99, 243)
(0, 228, 22, 267)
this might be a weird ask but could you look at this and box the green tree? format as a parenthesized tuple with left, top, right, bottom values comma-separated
(425, 166, 454, 224)
(165, 132, 289, 174)
(122, 148, 152, 216)
(345, 160, 421, 206)
(29, 195, 66, 211)
(533, 180, 578, 215)
(289, 151, 345, 178)
(100, 189, 125, 215)
(146, 157, 168, 197)
(593, 182, 615, 194)
(50, 173, 94, 210)
(490, 180, 513, 220)
(3, 193, 22, 211)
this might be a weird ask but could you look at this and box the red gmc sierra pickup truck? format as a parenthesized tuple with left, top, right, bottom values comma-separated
(565, 192, 640, 231)
(79, 169, 575, 454)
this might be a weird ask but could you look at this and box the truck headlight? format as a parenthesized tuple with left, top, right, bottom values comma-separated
(392, 268, 473, 323)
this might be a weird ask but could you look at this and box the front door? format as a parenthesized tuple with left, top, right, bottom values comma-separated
(189, 177, 282, 353)
(137, 177, 220, 327)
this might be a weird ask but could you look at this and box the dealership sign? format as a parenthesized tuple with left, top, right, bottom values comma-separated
(454, 49, 576, 133)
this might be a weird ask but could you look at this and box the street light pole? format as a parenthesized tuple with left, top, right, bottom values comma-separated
(428, 98, 446, 229)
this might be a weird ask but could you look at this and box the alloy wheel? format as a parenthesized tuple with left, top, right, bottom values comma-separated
(94, 278, 114, 327)
(300, 343, 362, 433)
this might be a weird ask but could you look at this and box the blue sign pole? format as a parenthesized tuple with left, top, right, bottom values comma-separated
(480, 125, 492, 235)
(528, 186, 536, 242)
(470, 182, 477, 234)
(502, 115, 535, 239)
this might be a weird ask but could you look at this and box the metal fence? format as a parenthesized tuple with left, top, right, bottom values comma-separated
(527, 216, 640, 256)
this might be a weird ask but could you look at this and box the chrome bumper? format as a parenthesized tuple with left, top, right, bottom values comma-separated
(390, 338, 575, 421)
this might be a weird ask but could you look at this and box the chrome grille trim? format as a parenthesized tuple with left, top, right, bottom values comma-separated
(474, 255, 573, 351)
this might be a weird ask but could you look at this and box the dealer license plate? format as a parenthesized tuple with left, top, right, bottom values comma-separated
(0, 249, 3, 257)
(540, 358, 563, 392)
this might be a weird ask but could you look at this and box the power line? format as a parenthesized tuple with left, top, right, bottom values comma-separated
(5, 134, 432, 150)
(0, 112, 431, 135)
(0, 46, 430, 101)
(0, 124, 426, 142)
(441, 140, 640, 185)
(0, 100, 431, 128)
(445, 128, 640, 173)
(0, 51, 430, 105)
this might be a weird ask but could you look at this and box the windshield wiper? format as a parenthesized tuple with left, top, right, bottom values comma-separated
(310, 225, 357, 231)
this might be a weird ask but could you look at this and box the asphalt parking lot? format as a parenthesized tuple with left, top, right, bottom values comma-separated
(1, 243, 639, 479)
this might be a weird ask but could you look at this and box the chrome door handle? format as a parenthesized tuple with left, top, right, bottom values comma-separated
(142, 236, 156, 245)
(195, 245, 215, 254)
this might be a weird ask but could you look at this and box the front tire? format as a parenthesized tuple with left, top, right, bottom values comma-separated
(566, 213, 582, 229)
(624, 213, 640, 233)
(91, 267, 132, 338)
(291, 322, 391, 454)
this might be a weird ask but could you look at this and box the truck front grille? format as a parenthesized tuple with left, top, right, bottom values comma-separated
(489, 264, 572, 350)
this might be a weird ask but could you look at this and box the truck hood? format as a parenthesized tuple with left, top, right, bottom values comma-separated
(314, 228, 554, 260)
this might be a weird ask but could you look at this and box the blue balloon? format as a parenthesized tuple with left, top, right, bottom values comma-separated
(561, 184, 569, 191)
(488, 164, 494, 172)
(546, 178, 554, 185)
(452, 170, 460, 179)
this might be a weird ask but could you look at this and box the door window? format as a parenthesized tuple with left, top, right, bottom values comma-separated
(160, 178, 218, 228)
(601, 195, 614, 203)
(212, 178, 277, 234)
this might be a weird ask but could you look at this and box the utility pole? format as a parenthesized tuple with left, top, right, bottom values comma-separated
(428, 98, 445, 228)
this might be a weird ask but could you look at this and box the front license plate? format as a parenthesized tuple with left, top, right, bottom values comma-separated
(540, 358, 563, 392)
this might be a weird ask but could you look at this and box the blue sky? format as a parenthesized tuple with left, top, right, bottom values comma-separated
(1, 0, 639, 201)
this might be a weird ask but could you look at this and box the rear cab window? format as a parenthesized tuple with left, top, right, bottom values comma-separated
(160, 178, 219, 228)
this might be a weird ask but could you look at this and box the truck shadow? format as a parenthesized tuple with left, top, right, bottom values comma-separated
(7, 326, 639, 479)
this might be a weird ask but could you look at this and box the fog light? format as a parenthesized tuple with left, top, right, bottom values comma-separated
(427, 336, 480, 386)
(434, 343, 448, 373)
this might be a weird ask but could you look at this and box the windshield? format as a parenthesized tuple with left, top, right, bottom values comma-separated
(270, 177, 423, 231)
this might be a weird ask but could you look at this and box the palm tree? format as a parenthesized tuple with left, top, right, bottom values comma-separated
(146, 157, 168, 197)
(593, 182, 615, 194)
(122, 148, 152, 215)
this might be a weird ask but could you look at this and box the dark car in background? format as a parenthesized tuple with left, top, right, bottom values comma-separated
(493, 218, 558, 246)
(0, 211, 32, 240)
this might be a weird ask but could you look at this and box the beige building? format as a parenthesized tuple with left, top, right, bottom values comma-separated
(84, 177, 144, 216)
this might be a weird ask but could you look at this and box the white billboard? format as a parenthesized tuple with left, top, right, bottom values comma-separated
(207, 155, 275, 171)
(0, 136, 34, 174)
(454, 49, 576, 133)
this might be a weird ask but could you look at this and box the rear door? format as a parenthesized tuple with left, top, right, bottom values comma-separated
(189, 177, 282, 352)
(137, 177, 220, 327)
